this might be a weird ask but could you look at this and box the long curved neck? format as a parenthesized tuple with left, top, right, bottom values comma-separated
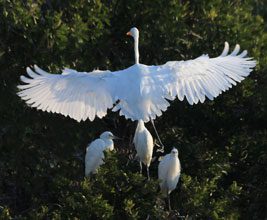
(103, 139, 114, 151)
(134, 36, 139, 64)
(136, 119, 145, 131)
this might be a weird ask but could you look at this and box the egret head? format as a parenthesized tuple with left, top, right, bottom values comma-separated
(100, 131, 119, 140)
(126, 27, 139, 39)
(171, 148, 178, 156)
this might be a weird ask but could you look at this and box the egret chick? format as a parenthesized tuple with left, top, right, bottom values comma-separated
(158, 148, 181, 211)
(133, 120, 154, 179)
(85, 131, 117, 177)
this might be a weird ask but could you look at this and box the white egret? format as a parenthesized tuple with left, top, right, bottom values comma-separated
(18, 27, 256, 122)
(158, 148, 181, 211)
(85, 131, 117, 176)
(133, 120, 154, 179)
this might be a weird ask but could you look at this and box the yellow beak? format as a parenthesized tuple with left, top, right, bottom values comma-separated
(126, 31, 131, 36)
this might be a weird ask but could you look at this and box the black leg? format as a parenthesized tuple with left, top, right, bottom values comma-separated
(147, 166, 150, 180)
(168, 193, 171, 211)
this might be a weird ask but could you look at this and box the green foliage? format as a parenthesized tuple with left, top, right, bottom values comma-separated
(0, 207, 12, 220)
(0, 0, 266, 219)
(92, 152, 164, 219)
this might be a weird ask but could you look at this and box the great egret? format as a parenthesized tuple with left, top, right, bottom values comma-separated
(18, 27, 256, 122)
(85, 131, 117, 176)
(158, 148, 181, 211)
(133, 120, 154, 179)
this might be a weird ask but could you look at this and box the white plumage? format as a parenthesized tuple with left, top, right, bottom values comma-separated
(133, 120, 154, 179)
(158, 148, 181, 210)
(18, 27, 256, 122)
(85, 131, 116, 177)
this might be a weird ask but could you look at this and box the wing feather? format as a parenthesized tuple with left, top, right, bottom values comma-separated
(18, 66, 117, 122)
(219, 42, 229, 57)
(18, 42, 256, 122)
(159, 42, 256, 105)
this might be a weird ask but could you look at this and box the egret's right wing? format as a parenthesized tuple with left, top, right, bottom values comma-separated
(158, 42, 256, 105)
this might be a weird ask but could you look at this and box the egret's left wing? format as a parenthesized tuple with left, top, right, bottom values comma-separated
(18, 64, 173, 122)
(17, 65, 119, 122)
(158, 42, 256, 105)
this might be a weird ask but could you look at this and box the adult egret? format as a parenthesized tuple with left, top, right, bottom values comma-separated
(158, 148, 181, 211)
(85, 131, 117, 176)
(18, 27, 256, 122)
(133, 120, 154, 179)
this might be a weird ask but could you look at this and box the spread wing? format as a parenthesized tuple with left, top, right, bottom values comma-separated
(18, 65, 121, 122)
(112, 42, 256, 121)
(18, 64, 174, 122)
(158, 42, 256, 105)
(18, 42, 256, 122)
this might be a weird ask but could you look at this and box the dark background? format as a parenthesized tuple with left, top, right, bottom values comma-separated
(0, 0, 266, 219)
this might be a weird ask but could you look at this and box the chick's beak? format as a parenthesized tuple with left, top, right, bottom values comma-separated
(112, 135, 121, 140)
(126, 31, 131, 36)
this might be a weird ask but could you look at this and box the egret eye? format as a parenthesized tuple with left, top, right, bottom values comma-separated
(172, 150, 178, 154)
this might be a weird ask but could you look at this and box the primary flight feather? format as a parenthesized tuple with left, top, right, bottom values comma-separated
(18, 27, 256, 122)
